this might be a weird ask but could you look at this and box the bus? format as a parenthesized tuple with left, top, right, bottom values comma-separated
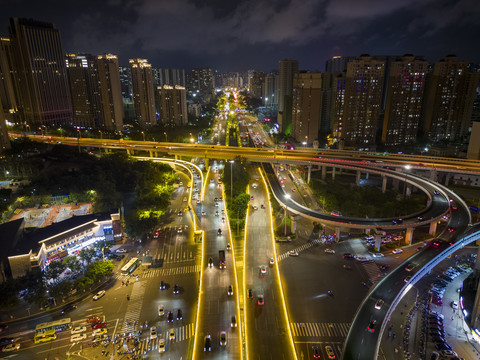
(34, 329, 57, 344)
(121, 257, 139, 275)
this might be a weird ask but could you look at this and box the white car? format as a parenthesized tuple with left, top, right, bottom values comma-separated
(158, 305, 164, 316)
(374, 299, 384, 310)
(324, 249, 335, 254)
(371, 253, 384, 258)
(451, 301, 458, 309)
(288, 250, 299, 257)
(116, 249, 127, 253)
(93, 290, 106, 301)
(392, 249, 403, 254)
(260, 265, 267, 274)
(269, 257, 275, 265)
(150, 327, 157, 340)
(71, 333, 87, 342)
(71, 326, 86, 334)
(158, 338, 166, 353)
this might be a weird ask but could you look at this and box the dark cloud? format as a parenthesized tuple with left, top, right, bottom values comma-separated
(1, 0, 479, 71)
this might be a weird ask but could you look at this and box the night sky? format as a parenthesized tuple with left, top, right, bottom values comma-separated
(1, 0, 480, 71)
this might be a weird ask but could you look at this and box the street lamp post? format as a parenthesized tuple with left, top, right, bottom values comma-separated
(141, 131, 145, 141)
(284, 194, 291, 235)
(99, 130, 103, 139)
(164, 132, 168, 142)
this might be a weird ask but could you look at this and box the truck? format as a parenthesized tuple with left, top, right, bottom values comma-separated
(219, 250, 226, 269)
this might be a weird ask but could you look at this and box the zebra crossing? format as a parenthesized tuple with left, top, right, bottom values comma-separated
(291, 322, 351, 338)
(121, 281, 147, 333)
(360, 261, 385, 286)
(159, 248, 197, 263)
(113, 264, 201, 281)
(277, 240, 321, 261)
(129, 323, 195, 353)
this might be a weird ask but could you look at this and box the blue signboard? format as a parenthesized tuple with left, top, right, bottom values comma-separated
(470, 205, 479, 212)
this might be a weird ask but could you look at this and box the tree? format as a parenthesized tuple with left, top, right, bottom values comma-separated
(0, 280, 20, 310)
(44, 260, 66, 282)
(62, 255, 82, 273)
(50, 280, 73, 299)
(78, 247, 97, 264)
(21, 269, 47, 306)
(74, 276, 94, 292)
(84, 260, 114, 281)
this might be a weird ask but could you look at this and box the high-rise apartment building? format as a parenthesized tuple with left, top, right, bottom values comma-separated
(119, 66, 132, 101)
(278, 59, 299, 133)
(263, 71, 279, 108)
(8, 18, 72, 126)
(0, 38, 19, 123)
(0, 109, 11, 153)
(157, 85, 188, 126)
(96, 54, 124, 132)
(130, 58, 156, 128)
(65, 54, 101, 128)
(187, 68, 214, 103)
(342, 55, 385, 148)
(153, 68, 186, 87)
(325, 56, 356, 73)
(330, 73, 346, 142)
(423, 55, 479, 143)
(248, 71, 265, 100)
(291, 72, 323, 144)
(382, 55, 428, 147)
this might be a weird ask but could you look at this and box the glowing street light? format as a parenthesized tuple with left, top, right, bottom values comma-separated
(164, 132, 168, 142)
(141, 131, 145, 141)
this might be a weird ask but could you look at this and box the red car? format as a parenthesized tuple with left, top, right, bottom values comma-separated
(91, 321, 106, 329)
(86, 316, 100, 324)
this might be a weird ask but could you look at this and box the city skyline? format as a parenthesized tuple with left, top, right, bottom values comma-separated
(1, 0, 480, 71)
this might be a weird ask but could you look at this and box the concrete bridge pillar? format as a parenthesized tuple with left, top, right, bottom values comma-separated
(366, 173, 369, 180)
(321, 165, 327, 180)
(405, 228, 414, 245)
(445, 174, 451, 186)
(149, 150, 153, 157)
(382, 175, 387, 194)
(155, 151, 158, 157)
(175, 154, 179, 161)
(335, 227, 341, 241)
(429, 221, 437, 235)
(375, 235, 382, 252)
(473, 246, 480, 271)
(307, 165, 312, 184)
(204, 158, 209, 169)
(356, 170, 361, 186)
(471, 285, 480, 329)
(332, 167, 336, 181)
(126, 149, 131, 156)
(339, 168, 343, 175)
(406, 184, 412, 197)
(430, 169, 437, 182)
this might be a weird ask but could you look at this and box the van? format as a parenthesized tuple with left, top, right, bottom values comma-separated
(430, 352, 440, 360)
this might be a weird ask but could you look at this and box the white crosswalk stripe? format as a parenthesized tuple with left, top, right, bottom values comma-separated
(120, 281, 147, 333)
(277, 240, 322, 261)
(361, 261, 385, 286)
(290, 322, 351, 338)
(142, 265, 201, 278)
(135, 323, 195, 352)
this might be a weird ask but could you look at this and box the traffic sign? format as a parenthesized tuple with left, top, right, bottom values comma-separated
(470, 205, 479, 212)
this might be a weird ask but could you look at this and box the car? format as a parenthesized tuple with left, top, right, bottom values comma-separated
(325, 248, 335, 254)
(372, 253, 384, 258)
(269, 257, 275, 265)
(71, 326, 86, 334)
(204, 334, 212, 351)
(158, 305, 165, 316)
(405, 264, 416, 272)
(176, 309, 183, 320)
(92, 327, 107, 336)
(167, 311, 173, 323)
(1, 343, 20, 352)
(448, 227, 455, 232)
(343, 253, 354, 259)
(313, 346, 321, 359)
(355, 256, 370, 262)
(173, 284, 179, 294)
(220, 331, 227, 346)
(150, 327, 157, 340)
(250, 196, 254, 200)
(367, 320, 376, 332)
(0, 324, 8, 333)
(86, 316, 100, 324)
(379, 265, 390, 272)
(440, 350, 457, 357)
(292, 188, 296, 192)
(451, 301, 458, 309)
(197, 199, 201, 204)
(227, 285, 233, 295)
(177, 228, 182, 233)
(201, 211, 206, 216)
(169, 328, 175, 340)
(177, 211, 183, 216)
(208, 257, 213, 268)
(260, 265, 267, 274)
(248, 289, 253, 299)
(430, 241, 440, 248)
(435, 343, 452, 351)
(93, 290, 106, 300)
(61, 303, 77, 314)
(374, 299, 384, 310)
(288, 250, 299, 257)
(231, 315, 237, 327)
(183, 197, 187, 202)
(70, 333, 87, 342)
(158, 338, 166, 353)
(215, 211, 219, 216)
(325, 345, 336, 359)
(257, 294, 264, 305)
(116, 248, 127, 253)
(217, 228, 222, 235)
(159, 280, 166, 290)
(392, 249, 403, 254)
(392, 218, 403, 224)
(91, 321, 106, 329)
(418, 216, 425, 221)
